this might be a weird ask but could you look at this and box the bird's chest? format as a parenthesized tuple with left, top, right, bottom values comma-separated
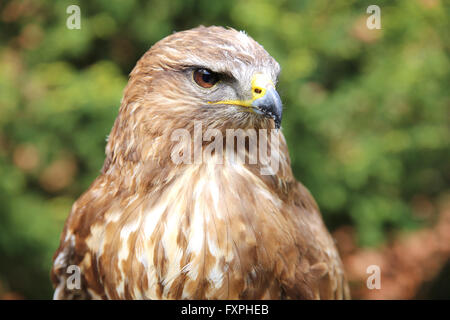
(94, 163, 293, 299)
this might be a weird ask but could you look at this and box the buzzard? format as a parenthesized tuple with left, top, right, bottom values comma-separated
(51, 26, 350, 299)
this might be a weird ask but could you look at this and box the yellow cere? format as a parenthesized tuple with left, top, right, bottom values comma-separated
(209, 73, 274, 111)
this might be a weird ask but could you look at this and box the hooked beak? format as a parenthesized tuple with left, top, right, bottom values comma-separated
(251, 84, 283, 129)
(209, 73, 283, 129)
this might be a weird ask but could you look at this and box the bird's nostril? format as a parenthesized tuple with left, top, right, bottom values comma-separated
(254, 88, 262, 94)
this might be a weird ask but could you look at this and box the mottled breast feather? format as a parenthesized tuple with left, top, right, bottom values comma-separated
(51, 26, 350, 300)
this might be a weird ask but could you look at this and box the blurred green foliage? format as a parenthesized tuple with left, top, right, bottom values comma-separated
(0, 0, 448, 299)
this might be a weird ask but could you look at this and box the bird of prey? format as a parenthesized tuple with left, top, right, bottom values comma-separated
(51, 26, 350, 300)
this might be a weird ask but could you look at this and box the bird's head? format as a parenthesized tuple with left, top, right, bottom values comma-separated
(124, 26, 282, 131)
(105, 26, 284, 172)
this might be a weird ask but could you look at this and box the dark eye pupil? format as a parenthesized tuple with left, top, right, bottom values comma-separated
(201, 69, 214, 83)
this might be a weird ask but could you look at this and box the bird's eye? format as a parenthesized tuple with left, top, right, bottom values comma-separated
(193, 68, 220, 88)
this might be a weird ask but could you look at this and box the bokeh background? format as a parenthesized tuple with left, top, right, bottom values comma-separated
(0, 0, 448, 299)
